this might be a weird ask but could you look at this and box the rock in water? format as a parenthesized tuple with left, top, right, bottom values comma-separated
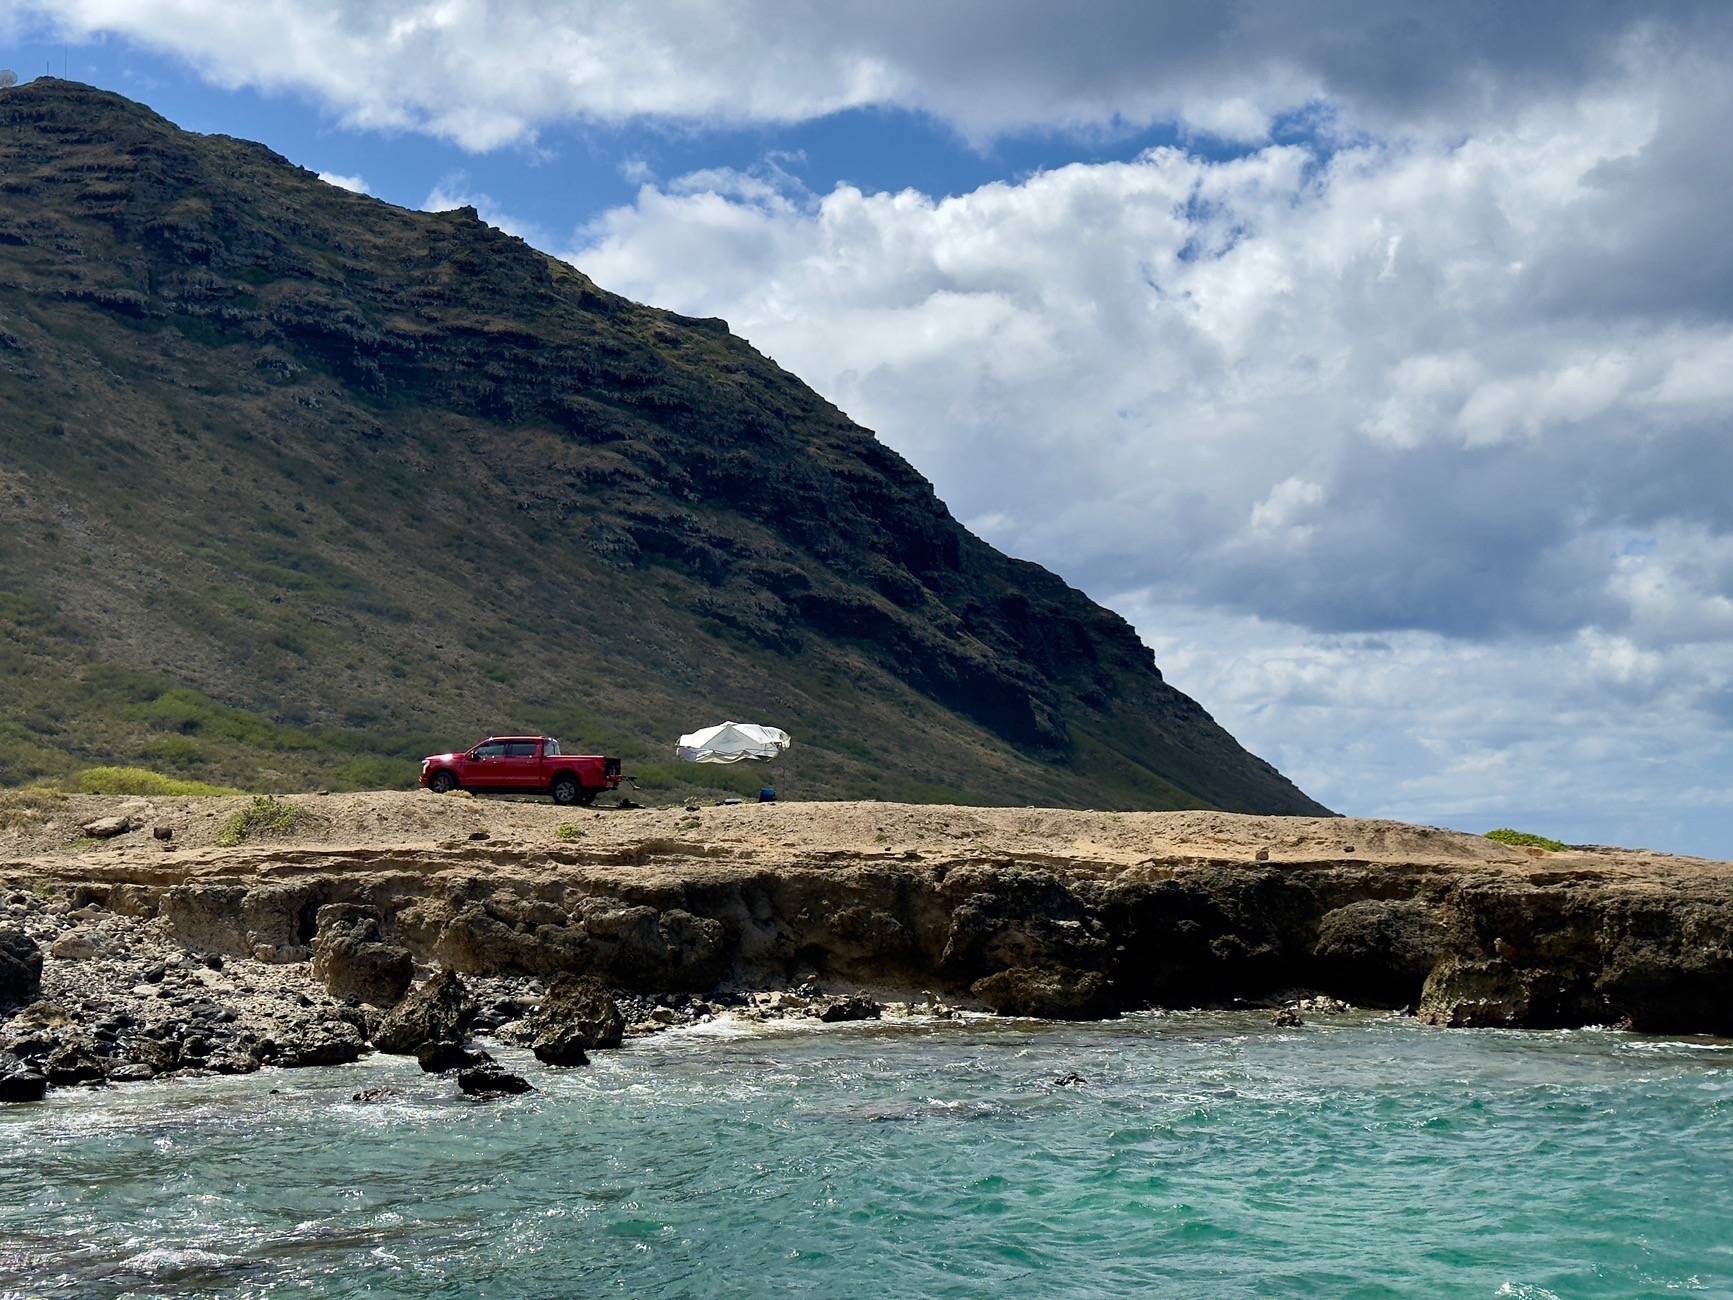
(0, 929, 42, 1009)
(0, 1064, 48, 1103)
(44, 1041, 106, 1085)
(273, 1019, 366, 1068)
(311, 904, 414, 1006)
(530, 974, 624, 1066)
(970, 966, 1115, 1020)
(374, 969, 474, 1054)
(1415, 958, 1536, 1028)
(816, 995, 882, 1023)
(417, 1040, 491, 1074)
(457, 1066, 533, 1099)
(1270, 1007, 1304, 1027)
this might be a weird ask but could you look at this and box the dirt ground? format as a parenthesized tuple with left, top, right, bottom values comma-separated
(3, 789, 1727, 891)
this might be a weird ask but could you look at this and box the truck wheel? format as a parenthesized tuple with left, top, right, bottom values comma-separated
(551, 775, 580, 805)
(429, 771, 457, 795)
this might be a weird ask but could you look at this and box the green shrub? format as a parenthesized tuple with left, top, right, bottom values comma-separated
(140, 735, 214, 766)
(76, 766, 245, 797)
(1486, 828, 1567, 852)
(216, 795, 305, 847)
(555, 822, 583, 841)
(630, 761, 764, 795)
(326, 756, 418, 791)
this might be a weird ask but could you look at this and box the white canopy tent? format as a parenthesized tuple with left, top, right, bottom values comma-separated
(675, 722, 792, 764)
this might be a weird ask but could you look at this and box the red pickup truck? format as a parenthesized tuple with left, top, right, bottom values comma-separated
(419, 736, 623, 805)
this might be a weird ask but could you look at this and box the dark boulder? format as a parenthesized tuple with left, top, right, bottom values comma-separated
(417, 1040, 492, 1073)
(44, 1041, 106, 1086)
(207, 1052, 262, 1075)
(311, 904, 414, 1006)
(0, 1063, 48, 1103)
(273, 1018, 365, 1067)
(374, 969, 474, 1054)
(457, 1066, 534, 1099)
(816, 995, 882, 1023)
(971, 965, 1115, 1020)
(0, 928, 42, 1010)
(530, 974, 623, 1066)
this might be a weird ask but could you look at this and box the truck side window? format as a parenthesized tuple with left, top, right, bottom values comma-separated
(505, 742, 537, 758)
(472, 743, 505, 759)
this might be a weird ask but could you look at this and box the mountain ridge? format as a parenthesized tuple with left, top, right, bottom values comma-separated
(0, 78, 1327, 815)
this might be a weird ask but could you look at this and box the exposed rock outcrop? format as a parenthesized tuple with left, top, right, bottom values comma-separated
(1416, 958, 1536, 1028)
(1312, 899, 1447, 1006)
(971, 966, 1115, 1020)
(268, 1018, 365, 1068)
(530, 974, 623, 1066)
(310, 904, 413, 1006)
(0, 928, 41, 1009)
(6, 797, 1733, 1038)
(374, 970, 474, 1055)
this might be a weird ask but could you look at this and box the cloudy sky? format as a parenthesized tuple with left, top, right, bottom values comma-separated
(7, 2, 1733, 855)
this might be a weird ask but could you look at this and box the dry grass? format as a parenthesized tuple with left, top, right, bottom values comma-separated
(0, 786, 67, 830)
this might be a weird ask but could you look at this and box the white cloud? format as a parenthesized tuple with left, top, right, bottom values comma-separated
(557, 54, 1733, 852)
(316, 170, 368, 194)
(1123, 599, 1733, 853)
(1249, 478, 1324, 539)
(18, 1, 1729, 150)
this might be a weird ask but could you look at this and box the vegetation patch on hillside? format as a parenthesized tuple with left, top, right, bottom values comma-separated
(1486, 828, 1567, 852)
(76, 766, 246, 797)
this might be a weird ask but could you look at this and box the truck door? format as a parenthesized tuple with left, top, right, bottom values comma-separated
(463, 740, 509, 789)
(494, 740, 542, 791)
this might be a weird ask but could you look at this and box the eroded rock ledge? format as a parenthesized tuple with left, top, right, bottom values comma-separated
(4, 794, 1730, 1040)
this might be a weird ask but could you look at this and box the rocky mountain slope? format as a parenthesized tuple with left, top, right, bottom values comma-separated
(0, 78, 1324, 814)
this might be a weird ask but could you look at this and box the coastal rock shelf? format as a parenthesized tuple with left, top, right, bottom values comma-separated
(4, 793, 1732, 1040)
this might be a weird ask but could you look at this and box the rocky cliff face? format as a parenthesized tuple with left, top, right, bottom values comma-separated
(0, 78, 1323, 814)
(7, 795, 1730, 1036)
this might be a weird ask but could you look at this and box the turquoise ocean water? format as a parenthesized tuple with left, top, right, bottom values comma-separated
(3, 1011, 1731, 1297)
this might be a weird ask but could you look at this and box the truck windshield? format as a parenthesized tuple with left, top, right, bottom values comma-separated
(544, 738, 560, 756)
